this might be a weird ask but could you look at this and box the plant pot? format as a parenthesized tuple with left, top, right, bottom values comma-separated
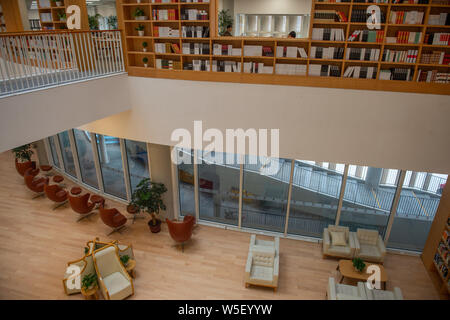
(148, 219, 161, 233)
(136, 0, 141, 3)
(143, 48, 147, 52)
(56, 1, 62, 6)
(135, 16, 148, 21)
(137, 30, 144, 36)
(60, 18, 66, 22)
(127, 204, 139, 214)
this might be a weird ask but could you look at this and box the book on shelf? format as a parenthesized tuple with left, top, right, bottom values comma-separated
(275, 64, 307, 76)
(180, 9, 209, 21)
(351, 10, 385, 23)
(152, 9, 178, 21)
(346, 48, 380, 61)
(40, 13, 52, 23)
(213, 44, 241, 56)
(392, 0, 429, 4)
(313, 10, 347, 23)
(243, 62, 273, 74)
(428, 13, 450, 26)
(382, 49, 418, 63)
(153, 26, 179, 37)
(418, 69, 450, 83)
(312, 28, 345, 41)
(183, 59, 210, 71)
(389, 11, 424, 25)
(244, 45, 262, 56)
(424, 33, 450, 46)
(348, 30, 384, 43)
(262, 46, 274, 57)
(420, 50, 449, 65)
(310, 46, 344, 59)
(353, 0, 388, 2)
(212, 60, 240, 73)
(308, 64, 341, 77)
(182, 26, 209, 38)
(379, 68, 413, 81)
(276, 46, 307, 59)
(156, 58, 182, 70)
(385, 31, 421, 44)
(182, 43, 210, 55)
(343, 66, 377, 79)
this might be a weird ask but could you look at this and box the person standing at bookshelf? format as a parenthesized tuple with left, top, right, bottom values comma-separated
(288, 31, 296, 39)
(223, 24, 233, 36)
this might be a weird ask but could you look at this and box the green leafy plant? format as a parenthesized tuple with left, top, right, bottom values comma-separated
(130, 178, 167, 226)
(133, 8, 145, 18)
(142, 41, 148, 48)
(81, 273, 98, 290)
(106, 15, 118, 29)
(120, 255, 130, 266)
(12, 144, 33, 162)
(88, 14, 101, 30)
(143, 57, 148, 64)
(58, 12, 66, 20)
(135, 24, 145, 31)
(218, 9, 233, 36)
(352, 258, 366, 272)
(84, 246, 89, 255)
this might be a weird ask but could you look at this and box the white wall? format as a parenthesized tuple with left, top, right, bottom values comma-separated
(0, 74, 130, 152)
(80, 77, 450, 174)
(234, 0, 312, 15)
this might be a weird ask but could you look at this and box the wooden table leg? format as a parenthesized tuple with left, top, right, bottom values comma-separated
(340, 276, 344, 284)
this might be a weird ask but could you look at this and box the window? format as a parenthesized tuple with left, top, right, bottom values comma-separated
(287, 160, 343, 237)
(58, 131, 76, 177)
(96, 134, 127, 199)
(73, 129, 98, 189)
(198, 151, 240, 225)
(176, 148, 196, 217)
(339, 165, 397, 236)
(388, 172, 448, 251)
(48, 136, 60, 168)
(241, 156, 290, 233)
(125, 139, 150, 193)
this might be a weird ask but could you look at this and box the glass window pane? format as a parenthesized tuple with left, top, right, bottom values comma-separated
(198, 151, 240, 225)
(58, 131, 76, 177)
(125, 139, 149, 193)
(241, 156, 290, 233)
(73, 129, 98, 189)
(48, 136, 60, 168)
(340, 165, 396, 236)
(388, 173, 448, 252)
(96, 134, 127, 199)
(176, 148, 195, 217)
(287, 160, 343, 237)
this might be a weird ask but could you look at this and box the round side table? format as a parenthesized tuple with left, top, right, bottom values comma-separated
(81, 286, 99, 300)
(125, 259, 136, 278)
(71, 187, 82, 195)
(91, 195, 105, 209)
(53, 175, 64, 183)
(40, 165, 53, 176)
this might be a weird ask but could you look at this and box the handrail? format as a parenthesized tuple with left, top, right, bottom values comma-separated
(0, 29, 123, 37)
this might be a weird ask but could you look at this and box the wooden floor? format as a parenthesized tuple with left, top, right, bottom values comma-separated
(0, 151, 441, 300)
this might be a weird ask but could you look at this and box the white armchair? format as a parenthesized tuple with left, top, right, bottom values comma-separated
(323, 225, 357, 259)
(327, 277, 367, 300)
(365, 286, 403, 300)
(245, 235, 280, 292)
(93, 245, 134, 300)
(354, 228, 386, 263)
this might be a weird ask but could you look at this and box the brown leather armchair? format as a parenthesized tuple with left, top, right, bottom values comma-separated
(15, 158, 36, 177)
(24, 168, 49, 199)
(68, 193, 96, 221)
(166, 215, 195, 252)
(99, 208, 128, 235)
(44, 183, 68, 210)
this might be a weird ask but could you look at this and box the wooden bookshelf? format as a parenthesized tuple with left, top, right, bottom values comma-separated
(119, 0, 450, 95)
(431, 220, 450, 294)
(37, 0, 89, 30)
(0, 1, 24, 32)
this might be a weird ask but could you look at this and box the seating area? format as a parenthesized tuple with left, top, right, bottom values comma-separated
(327, 277, 403, 300)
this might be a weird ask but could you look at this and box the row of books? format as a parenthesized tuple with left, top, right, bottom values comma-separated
(383, 49, 418, 63)
(40, 13, 53, 23)
(276, 46, 308, 58)
(443, 230, 450, 245)
(313, 10, 348, 22)
(428, 13, 450, 26)
(309, 64, 341, 77)
(243, 62, 273, 74)
(310, 46, 345, 59)
(212, 60, 240, 72)
(155, 58, 182, 70)
(389, 11, 424, 25)
(213, 44, 241, 56)
(152, 9, 178, 21)
(343, 66, 378, 79)
(275, 64, 307, 76)
(183, 42, 210, 55)
(153, 26, 179, 37)
(424, 33, 450, 45)
(346, 48, 381, 61)
(434, 253, 449, 278)
(183, 59, 210, 71)
(154, 42, 181, 54)
(420, 51, 450, 64)
(243, 45, 274, 57)
(351, 10, 386, 23)
(437, 240, 449, 265)
(385, 31, 422, 44)
(181, 26, 209, 38)
(312, 28, 346, 41)
(392, 0, 428, 3)
(180, 9, 208, 21)
(348, 30, 385, 43)
(354, 0, 388, 2)
(379, 68, 413, 80)
(152, 0, 210, 2)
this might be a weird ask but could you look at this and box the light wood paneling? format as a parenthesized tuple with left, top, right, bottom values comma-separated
(0, 150, 441, 299)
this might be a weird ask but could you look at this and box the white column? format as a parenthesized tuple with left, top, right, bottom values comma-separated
(120, 139, 131, 201)
(90, 132, 104, 192)
(335, 164, 349, 226)
(238, 154, 244, 229)
(384, 170, 406, 245)
(284, 159, 295, 236)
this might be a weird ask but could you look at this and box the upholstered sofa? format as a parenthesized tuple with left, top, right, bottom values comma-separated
(327, 277, 367, 300)
(323, 225, 357, 259)
(245, 235, 279, 291)
(354, 228, 386, 263)
(364, 286, 403, 300)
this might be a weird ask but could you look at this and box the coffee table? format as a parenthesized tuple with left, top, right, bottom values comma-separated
(90, 195, 105, 209)
(337, 259, 388, 290)
(81, 286, 99, 300)
(125, 259, 136, 278)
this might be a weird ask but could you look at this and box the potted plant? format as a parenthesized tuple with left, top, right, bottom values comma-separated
(130, 178, 167, 233)
(58, 12, 67, 22)
(142, 57, 149, 68)
(50, 0, 63, 7)
(13, 144, 35, 174)
(82, 273, 98, 291)
(135, 24, 145, 36)
(84, 246, 90, 255)
(142, 41, 148, 52)
(352, 258, 366, 273)
(133, 8, 147, 21)
(120, 255, 130, 267)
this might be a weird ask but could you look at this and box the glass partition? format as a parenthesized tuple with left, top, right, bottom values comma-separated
(125, 140, 149, 193)
(198, 151, 240, 225)
(176, 148, 196, 217)
(95, 134, 127, 199)
(287, 160, 343, 237)
(73, 129, 98, 189)
(48, 136, 60, 169)
(57, 131, 76, 177)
